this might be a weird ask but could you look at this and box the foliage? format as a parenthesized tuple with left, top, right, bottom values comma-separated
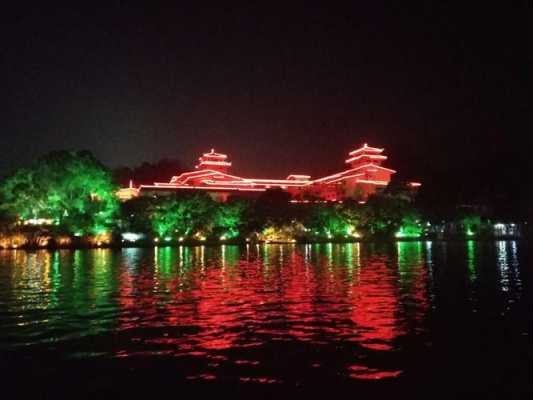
(119, 196, 155, 234)
(113, 158, 184, 186)
(259, 221, 305, 242)
(212, 200, 247, 238)
(395, 212, 424, 238)
(0, 151, 118, 235)
(149, 193, 217, 238)
(305, 203, 351, 237)
(3, 151, 520, 246)
(0, 208, 14, 227)
(359, 193, 417, 237)
(125, 191, 425, 242)
(461, 214, 482, 236)
(250, 189, 293, 229)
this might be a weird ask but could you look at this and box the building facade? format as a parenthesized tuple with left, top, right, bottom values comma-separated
(117, 144, 407, 202)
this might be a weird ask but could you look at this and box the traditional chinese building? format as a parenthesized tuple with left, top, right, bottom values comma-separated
(117, 144, 409, 202)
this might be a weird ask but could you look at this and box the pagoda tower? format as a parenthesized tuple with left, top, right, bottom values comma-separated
(196, 149, 232, 173)
(345, 143, 388, 168)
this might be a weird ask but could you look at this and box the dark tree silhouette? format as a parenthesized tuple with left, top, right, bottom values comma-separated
(114, 159, 185, 186)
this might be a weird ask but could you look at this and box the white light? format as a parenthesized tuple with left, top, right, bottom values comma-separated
(23, 218, 54, 226)
(122, 232, 145, 242)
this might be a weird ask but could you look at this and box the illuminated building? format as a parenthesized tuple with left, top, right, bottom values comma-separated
(117, 144, 407, 202)
(116, 180, 139, 202)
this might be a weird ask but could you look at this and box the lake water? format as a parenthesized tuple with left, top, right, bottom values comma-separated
(1, 242, 532, 397)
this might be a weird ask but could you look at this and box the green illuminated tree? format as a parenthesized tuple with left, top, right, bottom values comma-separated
(461, 214, 482, 236)
(0, 151, 118, 235)
(149, 197, 186, 238)
(213, 200, 246, 238)
(305, 203, 350, 237)
(342, 200, 364, 231)
(395, 212, 423, 237)
(149, 193, 217, 238)
(359, 193, 416, 237)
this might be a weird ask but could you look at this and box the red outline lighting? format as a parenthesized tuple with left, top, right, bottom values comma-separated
(200, 149, 228, 159)
(286, 174, 311, 180)
(117, 144, 410, 202)
(197, 160, 232, 167)
(345, 154, 387, 164)
(356, 180, 388, 185)
(348, 143, 384, 156)
(326, 173, 365, 184)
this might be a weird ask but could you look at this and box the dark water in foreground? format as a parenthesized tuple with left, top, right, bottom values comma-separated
(1, 242, 532, 397)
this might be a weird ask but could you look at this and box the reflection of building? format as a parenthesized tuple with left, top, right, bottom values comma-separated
(117, 144, 405, 202)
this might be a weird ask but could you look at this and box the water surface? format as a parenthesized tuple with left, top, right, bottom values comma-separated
(0, 242, 531, 396)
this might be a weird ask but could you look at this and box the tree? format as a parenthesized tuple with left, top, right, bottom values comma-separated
(395, 211, 424, 238)
(305, 203, 350, 237)
(212, 200, 247, 238)
(460, 214, 482, 236)
(113, 159, 184, 186)
(0, 150, 118, 235)
(360, 193, 416, 237)
(251, 188, 293, 229)
(148, 193, 217, 238)
(119, 196, 155, 233)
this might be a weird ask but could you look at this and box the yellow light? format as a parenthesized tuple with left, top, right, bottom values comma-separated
(56, 236, 72, 246)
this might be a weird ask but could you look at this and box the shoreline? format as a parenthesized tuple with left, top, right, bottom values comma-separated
(0, 235, 524, 251)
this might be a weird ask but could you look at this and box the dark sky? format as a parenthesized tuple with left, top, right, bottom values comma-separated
(1, 3, 531, 184)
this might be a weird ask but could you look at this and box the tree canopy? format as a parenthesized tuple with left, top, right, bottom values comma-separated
(113, 159, 184, 186)
(0, 150, 118, 235)
(0, 151, 495, 244)
(146, 193, 247, 239)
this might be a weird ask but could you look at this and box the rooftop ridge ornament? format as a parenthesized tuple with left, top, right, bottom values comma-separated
(197, 148, 231, 171)
(348, 143, 385, 156)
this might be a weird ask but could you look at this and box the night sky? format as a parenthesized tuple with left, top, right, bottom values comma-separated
(2, 4, 531, 197)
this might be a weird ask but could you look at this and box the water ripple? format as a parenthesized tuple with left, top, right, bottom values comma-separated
(0, 242, 527, 386)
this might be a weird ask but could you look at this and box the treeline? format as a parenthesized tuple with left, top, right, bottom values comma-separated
(119, 188, 423, 243)
(0, 150, 523, 249)
(0, 150, 117, 236)
(113, 159, 184, 186)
